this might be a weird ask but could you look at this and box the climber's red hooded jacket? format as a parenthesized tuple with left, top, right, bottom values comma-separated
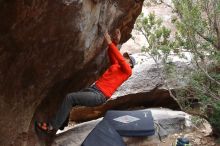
(95, 43, 132, 98)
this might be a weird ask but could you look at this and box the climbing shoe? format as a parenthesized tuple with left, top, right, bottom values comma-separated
(35, 121, 53, 134)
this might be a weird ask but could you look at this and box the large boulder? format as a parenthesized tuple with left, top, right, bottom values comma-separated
(69, 55, 185, 122)
(0, 0, 144, 145)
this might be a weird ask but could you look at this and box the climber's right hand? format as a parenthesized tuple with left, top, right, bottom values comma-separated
(104, 31, 112, 45)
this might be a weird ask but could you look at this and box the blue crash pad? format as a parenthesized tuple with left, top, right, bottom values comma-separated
(81, 120, 126, 146)
(103, 110, 155, 136)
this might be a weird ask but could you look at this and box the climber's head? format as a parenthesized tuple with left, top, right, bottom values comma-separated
(123, 52, 136, 68)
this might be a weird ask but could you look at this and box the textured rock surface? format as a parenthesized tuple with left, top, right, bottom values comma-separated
(112, 53, 190, 98)
(0, 0, 144, 145)
(54, 119, 102, 146)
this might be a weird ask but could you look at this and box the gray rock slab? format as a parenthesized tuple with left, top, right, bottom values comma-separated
(52, 109, 191, 146)
(111, 57, 191, 99)
(53, 119, 102, 146)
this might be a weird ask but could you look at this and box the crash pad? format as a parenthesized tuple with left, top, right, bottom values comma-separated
(81, 120, 126, 146)
(103, 110, 155, 136)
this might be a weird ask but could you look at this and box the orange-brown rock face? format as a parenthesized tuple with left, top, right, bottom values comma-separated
(70, 88, 180, 122)
(0, 0, 144, 145)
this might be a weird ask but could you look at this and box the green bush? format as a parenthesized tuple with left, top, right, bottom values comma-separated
(136, 0, 220, 135)
(210, 102, 220, 134)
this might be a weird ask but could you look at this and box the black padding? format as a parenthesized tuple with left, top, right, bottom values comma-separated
(103, 110, 155, 136)
(81, 120, 126, 146)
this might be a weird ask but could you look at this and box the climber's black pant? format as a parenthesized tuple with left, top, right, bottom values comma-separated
(51, 85, 107, 130)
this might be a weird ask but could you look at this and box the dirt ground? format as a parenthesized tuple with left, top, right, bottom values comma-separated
(160, 131, 218, 146)
(136, 121, 220, 146)
(116, 116, 220, 146)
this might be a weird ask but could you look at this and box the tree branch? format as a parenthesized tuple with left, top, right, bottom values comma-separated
(195, 60, 220, 86)
(140, 28, 150, 44)
(193, 83, 219, 101)
(195, 30, 218, 49)
(213, 7, 220, 50)
(157, 0, 174, 11)
(203, 1, 213, 32)
(185, 110, 209, 121)
(147, 53, 183, 109)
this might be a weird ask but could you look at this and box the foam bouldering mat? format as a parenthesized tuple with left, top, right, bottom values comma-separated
(81, 120, 126, 146)
(103, 110, 155, 136)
